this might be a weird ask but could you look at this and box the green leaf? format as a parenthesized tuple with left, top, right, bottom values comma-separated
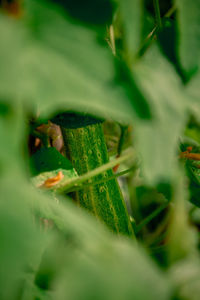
(54, 240, 171, 300)
(31, 187, 171, 300)
(0, 173, 48, 300)
(186, 71, 200, 121)
(30, 147, 74, 176)
(166, 173, 198, 264)
(0, 0, 138, 123)
(132, 46, 186, 184)
(169, 256, 200, 300)
(0, 125, 171, 300)
(117, 0, 143, 57)
(176, 0, 200, 74)
(0, 17, 24, 101)
(0, 100, 25, 173)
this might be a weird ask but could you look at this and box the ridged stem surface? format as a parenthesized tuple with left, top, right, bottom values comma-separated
(61, 122, 134, 236)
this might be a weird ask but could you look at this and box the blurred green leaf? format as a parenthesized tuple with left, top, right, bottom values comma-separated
(117, 0, 143, 57)
(186, 71, 200, 121)
(0, 100, 25, 173)
(169, 256, 200, 300)
(167, 174, 198, 264)
(0, 167, 172, 300)
(0, 17, 24, 101)
(31, 187, 171, 300)
(0, 173, 48, 300)
(176, 0, 200, 74)
(0, 100, 171, 300)
(54, 239, 171, 300)
(0, 167, 169, 300)
(2, 0, 200, 298)
(0, 0, 139, 123)
(132, 46, 186, 184)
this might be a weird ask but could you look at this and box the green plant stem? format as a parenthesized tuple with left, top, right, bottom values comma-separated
(53, 149, 135, 193)
(109, 25, 116, 56)
(53, 114, 135, 237)
(66, 166, 136, 194)
(153, 0, 162, 29)
(164, 4, 176, 18)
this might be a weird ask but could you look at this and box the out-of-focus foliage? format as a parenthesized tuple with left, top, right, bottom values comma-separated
(1, 0, 200, 299)
(117, 0, 143, 57)
(169, 257, 200, 300)
(175, 0, 200, 74)
(0, 0, 138, 122)
(132, 46, 186, 183)
(0, 147, 171, 300)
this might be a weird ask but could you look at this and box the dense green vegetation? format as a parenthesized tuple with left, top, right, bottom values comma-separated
(1, 0, 200, 299)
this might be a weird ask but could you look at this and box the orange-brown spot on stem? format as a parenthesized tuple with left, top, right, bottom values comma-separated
(43, 171, 64, 188)
(113, 164, 119, 172)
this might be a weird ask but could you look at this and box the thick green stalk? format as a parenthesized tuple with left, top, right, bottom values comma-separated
(54, 113, 134, 237)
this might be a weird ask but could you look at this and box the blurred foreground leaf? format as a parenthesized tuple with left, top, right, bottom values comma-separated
(176, 0, 200, 74)
(167, 174, 198, 264)
(133, 46, 186, 184)
(117, 0, 143, 58)
(31, 181, 171, 300)
(169, 256, 200, 300)
(0, 169, 171, 300)
(186, 71, 200, 121)
(0, 0, 139, 123)
(0, 174, 47, 300)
